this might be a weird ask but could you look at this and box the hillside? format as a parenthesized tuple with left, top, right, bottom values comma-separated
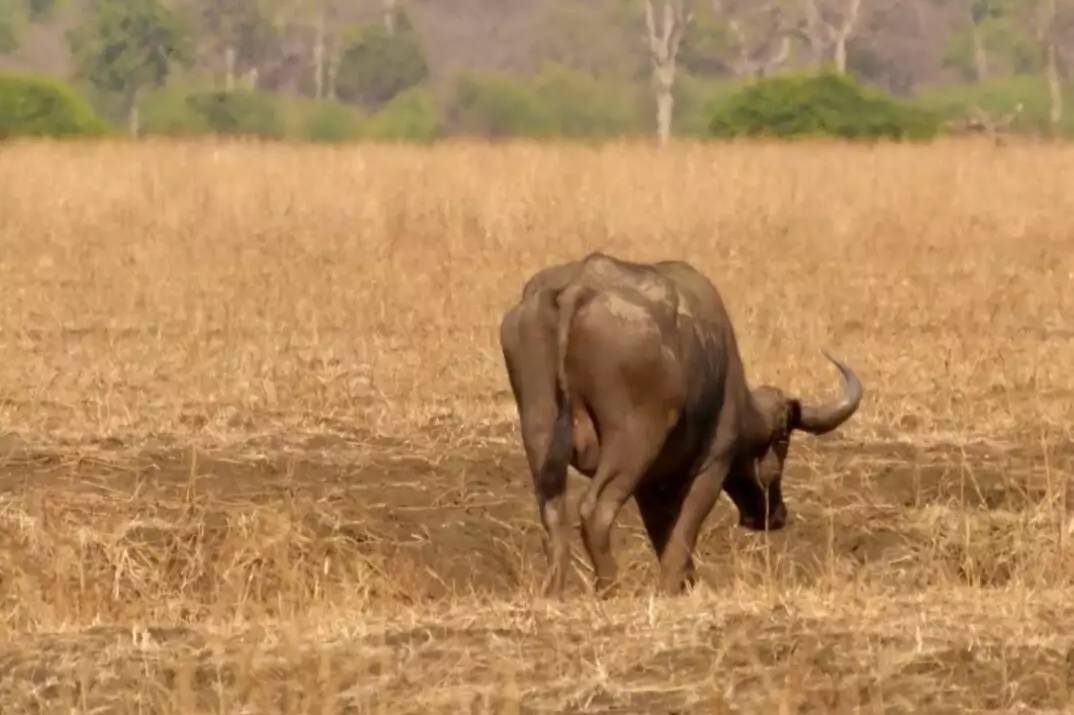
(0, 0, 986, 95)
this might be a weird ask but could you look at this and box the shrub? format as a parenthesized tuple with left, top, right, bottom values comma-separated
(302, 100, 366, 142)
(335, 17, 429, 107)
(143, 88, 283, 138)
(448, 72, 554, 138)
(532, 64, 643, 137)
(0, 72, 108, 138)
(184, 90, 283, 138)
(708, 72, 940, 140)
(914, 75, 1074, 137)
(365, 86, 442, 142)
(141, 85, 208, 135)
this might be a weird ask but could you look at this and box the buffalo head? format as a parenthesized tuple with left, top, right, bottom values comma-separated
(724, 352, 863, 532)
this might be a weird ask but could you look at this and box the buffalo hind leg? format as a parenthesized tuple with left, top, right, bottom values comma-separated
(538, 481, 571, 597)
(657, 457, 731, 595)
(579, 423, 666, 597)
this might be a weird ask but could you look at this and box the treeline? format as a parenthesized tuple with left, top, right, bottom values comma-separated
(2, 0, 1073, 142)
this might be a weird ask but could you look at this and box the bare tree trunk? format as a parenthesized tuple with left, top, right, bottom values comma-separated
(1040, 0, 1062, 136)
(127, 89, 142, 138)
(224, 45, 237, 91)
(327, 37, 339, 100)
(724, 15, 753, 76)
(383, 0, 397, 36)
(833, 35, 848, 73)
(832, 0, 862, 74)
(713, 0, 793, 78)
(762, 36, 791, 76)
(803, 0, 830, 68)
(1047, 40, 1063, 134)
(654, 65, 675, 145)
(644, 0, 688, 147)
(313, 11, 326, 100)
(970, 21, 988, 83)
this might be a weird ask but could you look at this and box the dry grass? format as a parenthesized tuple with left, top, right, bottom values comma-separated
(0, 136, 1072, 712)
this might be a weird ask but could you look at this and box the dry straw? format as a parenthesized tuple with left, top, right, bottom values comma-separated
(0, 136, 1071, 711)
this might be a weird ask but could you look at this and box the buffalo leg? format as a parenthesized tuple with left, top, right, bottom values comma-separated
(578, 422, 667, 597)
(657, 456, 731, 595)
(537, 476, 570, 597)
(635, 482, 690, 575)
(500, 298, 572, 597)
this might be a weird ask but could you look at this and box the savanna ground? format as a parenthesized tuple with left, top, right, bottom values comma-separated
(0, 136, 1073, 713)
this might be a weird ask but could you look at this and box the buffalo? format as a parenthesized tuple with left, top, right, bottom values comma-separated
(499, 252, 863, 597)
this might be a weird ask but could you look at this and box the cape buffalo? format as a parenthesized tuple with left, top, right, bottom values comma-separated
(499, 252, 863, 597)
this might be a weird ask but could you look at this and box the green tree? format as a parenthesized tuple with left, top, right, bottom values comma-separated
(941, 0, 1039, 81)
(334, 13, 428, 107)
(707, 71, 940, 139)
(191, 0, 279, 91)
(68, 0, 192, 135)
(25, 0, 59, 21)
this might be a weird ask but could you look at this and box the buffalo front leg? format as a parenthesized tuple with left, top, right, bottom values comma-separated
(657, 457, 731, 595)
(635, 482, 691, 582)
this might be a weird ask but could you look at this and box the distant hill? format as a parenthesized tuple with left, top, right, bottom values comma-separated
(0, 0, 1021, 97)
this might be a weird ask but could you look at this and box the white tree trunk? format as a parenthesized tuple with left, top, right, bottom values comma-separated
(971, 21, 988, 83)
(383, 0, 397, 36)
(655, 66, 675, 146)
(127, 90, 142, 138)
(644, 0, 687, 147)
(834, 34, 848, 73)
(313, 11, 326, 100)
(327, 41, 339, 100)
(715, 2, 793, 78)
(833, 0, 862, 74)
(1047, 41, 1063, 134)
(225, 45, 237, 91)
(803, 0, 829, 68)
(761, 36, 791, 76)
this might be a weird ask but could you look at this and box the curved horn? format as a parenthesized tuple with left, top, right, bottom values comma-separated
(794, 351, 864, 435)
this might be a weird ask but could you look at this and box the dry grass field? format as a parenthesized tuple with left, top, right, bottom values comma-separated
(0, 136, 1073, 713)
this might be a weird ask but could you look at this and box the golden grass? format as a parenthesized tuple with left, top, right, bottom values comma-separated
(0, 136, 1072, 712)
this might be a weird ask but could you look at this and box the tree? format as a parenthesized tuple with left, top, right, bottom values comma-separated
(969, 0, 1005, 80)
(189, 0, 278, 91)
(252, 0, 334, 99)
(643, 0, 689, 146)
(334, 12, 428, 107)
(709, 0, 802, 77)
(25, 0, 59, 21)
(941, 0, 1040, 80)
(1029, 0, 1074, 133)
(68, 0, 191, 135)
(803, 0, 865, 73)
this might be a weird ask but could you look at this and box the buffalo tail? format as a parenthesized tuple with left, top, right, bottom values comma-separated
(537, 284, 591, 499)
